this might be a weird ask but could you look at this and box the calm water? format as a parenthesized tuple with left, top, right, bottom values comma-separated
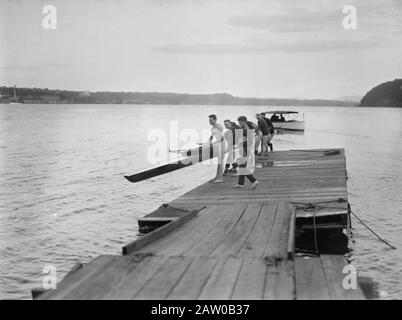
(0, 104, 401, 299)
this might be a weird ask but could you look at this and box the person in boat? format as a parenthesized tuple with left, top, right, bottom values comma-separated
(208, 114, 225, 183)
(255, 113, 270, 156)
(261, 112, 275, 152)
(279, 114, 286, 122)
(233, 116, 258, 189)
(270, 113, 279, 122)
(223, 120, 240, 175)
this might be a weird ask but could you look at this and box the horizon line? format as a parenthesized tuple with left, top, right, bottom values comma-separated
(0, 84, 361, 102)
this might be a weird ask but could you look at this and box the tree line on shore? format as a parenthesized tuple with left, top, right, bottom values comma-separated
(360, 79, 402, 108)
(7, 82, 402, 107)
(0, 86, 358, 106)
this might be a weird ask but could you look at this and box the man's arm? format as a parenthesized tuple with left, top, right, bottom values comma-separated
(253, 123, 262, 135)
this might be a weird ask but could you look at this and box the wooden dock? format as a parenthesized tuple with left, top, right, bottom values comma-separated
(36, 148, 366, 300)
(139, 148, 350, 235)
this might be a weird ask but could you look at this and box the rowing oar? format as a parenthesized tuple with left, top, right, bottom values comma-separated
(169, 141, 211, 155)
(124, 142, 215, 183)
(124, 160, 194, 183)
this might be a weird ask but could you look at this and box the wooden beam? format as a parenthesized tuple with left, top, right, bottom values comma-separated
(287, 207, 296, 259)
(122, 209, 201, 255)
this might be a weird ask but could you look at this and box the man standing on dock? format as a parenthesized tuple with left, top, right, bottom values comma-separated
(261, 112, 275, 152)
(256, 113, 270, 156)
(240, 117, 262, 155)
(223, 120, 240, 175)
(208, 114, 225, 183)
(234, 116, 258, 189)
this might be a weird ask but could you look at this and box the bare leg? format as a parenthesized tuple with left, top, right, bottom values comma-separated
(262, 135, 268, 155)
(210, 164, 223, 183)
(210, 151, 224, 182)
(267, 132, 275, 152)
(216, 164, 223, 180)
(255, 135, 262, 154)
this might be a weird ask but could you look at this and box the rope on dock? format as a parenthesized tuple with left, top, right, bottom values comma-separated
(293, 197, 348, 211)
(293, 198, 397, 250)
(290, 149, 341, 156)
(350, 210, 397, 250)
(161, 203, 206, 212)
(294, 198, 346, 254)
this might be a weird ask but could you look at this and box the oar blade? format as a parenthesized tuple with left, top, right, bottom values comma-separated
(124, 161, 192, 183)
(124, 142, 218, 183)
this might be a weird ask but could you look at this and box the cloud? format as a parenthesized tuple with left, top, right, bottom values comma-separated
(281, 40, 381, 52)
(228, 1, 402, 33)
(152, 39, 382, 55)
(153, 43, 264, 54)
(228, 12, 339, 33)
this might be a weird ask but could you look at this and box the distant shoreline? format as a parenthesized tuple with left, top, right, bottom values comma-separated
(0, 86, 358, 107)
(0, 102, 368, 107)
(3, 103, 399, 108)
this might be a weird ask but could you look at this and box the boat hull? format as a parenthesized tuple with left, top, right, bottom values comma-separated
(273, 120, 304, 131)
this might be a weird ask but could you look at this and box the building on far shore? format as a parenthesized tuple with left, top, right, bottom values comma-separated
(79, 91, 91, 97)
(40, 95, 61, 103)
(0, 93, 10, 103)
(22, 95, 71, 104)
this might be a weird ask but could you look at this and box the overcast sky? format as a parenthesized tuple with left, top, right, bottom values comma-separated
(1, 0, 401, 99)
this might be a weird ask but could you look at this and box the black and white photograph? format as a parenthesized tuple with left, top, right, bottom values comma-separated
(0, 0, 401, 306)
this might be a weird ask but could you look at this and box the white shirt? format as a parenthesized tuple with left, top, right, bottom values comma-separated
(211, 123, 224, 142)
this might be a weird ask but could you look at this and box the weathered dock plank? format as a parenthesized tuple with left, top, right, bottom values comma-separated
(295, 255, 332, 300)
(198, 257, 243, 300)
(133, 256, 194, 300)
(231, 257, 267, 300)
(167, 257, 219, 300)
(102, 255, 169, 299)
(137, 204, 246, 257)
(263, 201, 294, 260)
(38, 255, 117, 300)
(236, 201, 277, 258)
(264, 260, 294, 300)
(295, 255, 365, 300)
(130, 202, 294, 260)
(208, 203, 262, 258)
(320, 255, 365, 300)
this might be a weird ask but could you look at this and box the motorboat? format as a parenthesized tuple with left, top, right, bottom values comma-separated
(263, 110, 304, 132)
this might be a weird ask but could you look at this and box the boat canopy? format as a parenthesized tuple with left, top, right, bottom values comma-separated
(263, 110, 299, 114)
